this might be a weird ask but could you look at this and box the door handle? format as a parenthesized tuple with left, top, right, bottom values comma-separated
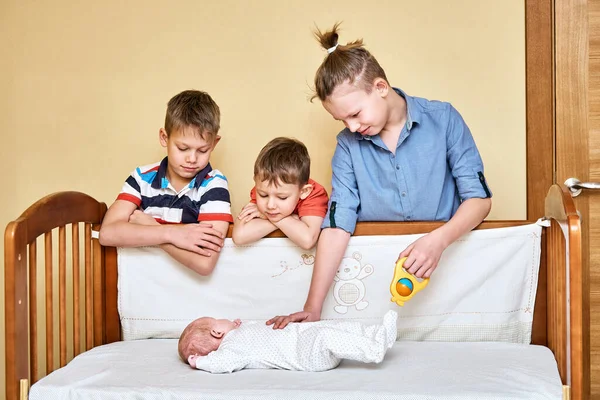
(564, 177, 600, 197)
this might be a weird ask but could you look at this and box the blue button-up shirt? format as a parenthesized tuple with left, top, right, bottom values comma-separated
(322, 88, 491, 234)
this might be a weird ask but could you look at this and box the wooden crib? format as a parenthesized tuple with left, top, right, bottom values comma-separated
(4, 184, 589, 400)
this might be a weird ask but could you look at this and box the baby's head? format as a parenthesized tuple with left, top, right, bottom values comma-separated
(178, 317, 241, 365)
(253, 137, 314, 222)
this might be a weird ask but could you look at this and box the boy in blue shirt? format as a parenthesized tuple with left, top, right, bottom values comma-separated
(99, 90, 233, 276)
(268, 24, 492, 329)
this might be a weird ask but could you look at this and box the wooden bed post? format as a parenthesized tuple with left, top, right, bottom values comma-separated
(545, 184, 588, 400)
(4, 216, 31, 400)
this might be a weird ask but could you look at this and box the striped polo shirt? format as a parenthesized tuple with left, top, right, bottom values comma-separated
(117, 157, 233, 224)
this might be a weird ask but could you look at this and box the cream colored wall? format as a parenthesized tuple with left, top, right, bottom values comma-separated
(0, 0, 525, 396)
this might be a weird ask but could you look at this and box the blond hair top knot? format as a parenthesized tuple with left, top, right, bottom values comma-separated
(312, 22, 389, 102)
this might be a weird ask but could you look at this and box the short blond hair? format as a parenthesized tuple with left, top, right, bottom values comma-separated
(177, 318, 220, 361)
(254, 137, 310, 187)
(165, 90, 220, 142)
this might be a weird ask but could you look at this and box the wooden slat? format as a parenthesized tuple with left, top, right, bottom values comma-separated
(93, 223, 104, 347)
(28, 240, 38, 384)
(84, 224, 93, 351)
(44, 232, 54, 375)
(532, 230, 548, 346)
(104, 246, 121, 343)
(58, 225, 67, 367)
(547, 221, 567, 382)
(568, 211, 585, 400)
(72, 223, 81, 357)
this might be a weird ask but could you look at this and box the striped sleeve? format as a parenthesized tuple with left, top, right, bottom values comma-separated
(116, 169, 142, 207)
(196, 170, 233, 223)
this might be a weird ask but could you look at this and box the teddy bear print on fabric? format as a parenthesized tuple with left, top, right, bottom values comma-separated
(332, 252, 374, 314)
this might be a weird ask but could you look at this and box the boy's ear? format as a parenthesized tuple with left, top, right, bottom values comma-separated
(210, 329, 224, 339)
(299, 183, 314, 200)
(211, 135, 221, 150)
(159, 128, 169, 147)
(373, 78, 389, 98)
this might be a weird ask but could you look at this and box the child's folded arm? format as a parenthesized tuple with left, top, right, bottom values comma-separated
(99, 200, 172, 247)
(159, 220, 230, 276)
(273, 215, 324, 250)
(231, 217, 278, 245)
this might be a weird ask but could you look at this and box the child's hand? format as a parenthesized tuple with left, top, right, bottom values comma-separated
(168, 223, 225, 255)
(397, 231, 447, 278)
(266, 309, 321, 330)
(237, 203, 267, 223)
(129, 210, 159, 226)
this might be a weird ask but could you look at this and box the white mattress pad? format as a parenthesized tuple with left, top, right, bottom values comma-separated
(30, 339, 562, 400)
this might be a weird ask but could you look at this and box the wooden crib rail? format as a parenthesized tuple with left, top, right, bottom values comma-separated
(4, 191, 108, 400)
(544, 183, 588, 400)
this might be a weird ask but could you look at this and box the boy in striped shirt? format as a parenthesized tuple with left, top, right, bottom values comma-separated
(99, 90, 233, 276)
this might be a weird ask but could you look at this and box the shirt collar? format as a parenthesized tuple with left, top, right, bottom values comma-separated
(151, 157, 213, 190)
(392, 87, 420, 130)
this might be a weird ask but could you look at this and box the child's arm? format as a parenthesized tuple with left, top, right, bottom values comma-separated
(399, 104, 493, 278)
(231, 202, 278, 245)
(99, 200, 219, 253)
(272, 182, 328, 250)
(400, 197, 491, 278)
(100, 200, 222, 255)
(159, 221, 230, 276)
(99, 201, 224, 255)
(272, 215, 324, 250)
(267, 227, 350, 329)
(125, 210, 228, 276)
(99, 200, 167, 247)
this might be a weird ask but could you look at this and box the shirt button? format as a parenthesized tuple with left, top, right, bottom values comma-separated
(396, 165, 400, 170)
(402, 192, 406, 197)
(406, 216, 411, 220)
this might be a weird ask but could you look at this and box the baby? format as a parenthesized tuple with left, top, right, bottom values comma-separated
(178, 310, 398, 373)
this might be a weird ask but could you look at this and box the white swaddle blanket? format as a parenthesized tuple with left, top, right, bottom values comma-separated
(193, 310, 398, 373)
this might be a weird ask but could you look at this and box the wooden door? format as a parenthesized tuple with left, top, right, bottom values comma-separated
(555, 0, 596, 398)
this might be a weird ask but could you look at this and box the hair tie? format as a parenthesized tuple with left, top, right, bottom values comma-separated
(327, 43, 339, 54)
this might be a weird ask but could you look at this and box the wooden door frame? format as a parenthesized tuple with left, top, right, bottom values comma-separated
(526, 0, 554, 219)
(527, 1, 591, 398)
